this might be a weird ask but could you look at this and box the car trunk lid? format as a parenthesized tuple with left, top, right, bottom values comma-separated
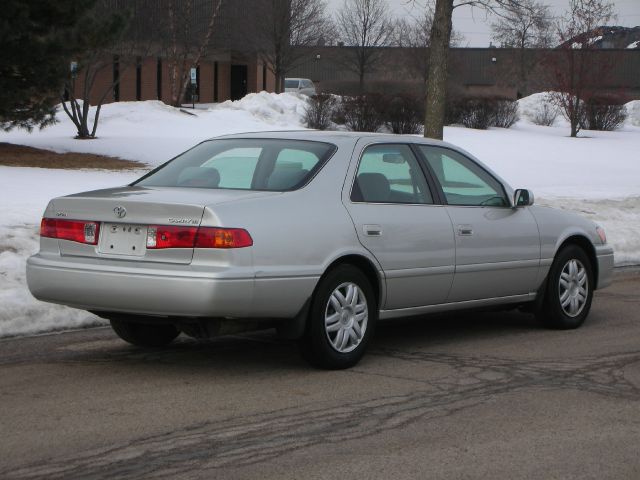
(50, 186, 278, 264)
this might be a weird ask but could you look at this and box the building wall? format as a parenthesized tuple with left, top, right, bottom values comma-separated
(118, 64, 137, 101)
(217, 62, 231, 101)
(72, 54, 274, 106)
(140, 58, 157, 100)
(287, 47, 640, 100)
(199, 62, 214, 103)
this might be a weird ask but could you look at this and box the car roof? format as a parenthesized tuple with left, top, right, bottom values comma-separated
(212, 130, 454, 147)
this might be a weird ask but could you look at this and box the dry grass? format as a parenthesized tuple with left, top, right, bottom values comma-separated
(0, 143, 147, 170)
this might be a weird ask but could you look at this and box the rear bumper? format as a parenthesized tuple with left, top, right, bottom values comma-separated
(27, 253, 254, 318)
(595, 245, 614, 289)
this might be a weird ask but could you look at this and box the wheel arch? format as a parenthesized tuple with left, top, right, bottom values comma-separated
(322, 254, 384, 308)
(555, 234, 599, 289)
(276, 253, 384, 340)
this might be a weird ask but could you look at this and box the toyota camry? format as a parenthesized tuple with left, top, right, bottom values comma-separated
(27, 132, 614, 368)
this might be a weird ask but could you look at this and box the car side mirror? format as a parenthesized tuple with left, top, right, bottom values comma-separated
(514, 189, 534, 207)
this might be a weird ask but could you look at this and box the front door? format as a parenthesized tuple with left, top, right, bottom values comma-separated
(344, 142, 456, 310)
(418, 145, 540, 302)
(230, 65, 248, 100)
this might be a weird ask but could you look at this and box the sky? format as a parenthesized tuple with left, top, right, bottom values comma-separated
(325, 0, 640, 47)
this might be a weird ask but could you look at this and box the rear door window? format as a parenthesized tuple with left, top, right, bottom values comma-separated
(351, 144, 433, 204)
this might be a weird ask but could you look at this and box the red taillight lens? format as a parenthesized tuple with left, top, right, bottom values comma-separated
(146, 226, 198, 249)
(195, 227, 253, 249)
(145, 226, 252, 249)
(40, 218, 100, 245)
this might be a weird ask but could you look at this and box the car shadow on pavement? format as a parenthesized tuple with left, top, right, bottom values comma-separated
(54, 309, 550, 373)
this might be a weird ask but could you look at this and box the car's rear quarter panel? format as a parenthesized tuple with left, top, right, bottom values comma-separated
(204, 139, 381, 318)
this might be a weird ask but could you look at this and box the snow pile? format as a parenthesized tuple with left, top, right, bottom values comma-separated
(625, 100, 640, 127)
(518, 92, 560, 125)
(215, 91, 308, 126)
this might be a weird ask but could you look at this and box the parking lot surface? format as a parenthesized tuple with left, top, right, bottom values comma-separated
(1, 271, 639, 479)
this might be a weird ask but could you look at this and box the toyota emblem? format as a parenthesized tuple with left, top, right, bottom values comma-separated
(114, 206, 127, 218)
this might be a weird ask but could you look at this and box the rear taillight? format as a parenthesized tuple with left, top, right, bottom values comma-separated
(146, 226, 252, 249)
(40, 218, 100, 245)
(195, 227, 253, 249)
(146, 226, 198, 249)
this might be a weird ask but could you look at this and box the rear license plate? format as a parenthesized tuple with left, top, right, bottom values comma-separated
(99, 223, 147, 256)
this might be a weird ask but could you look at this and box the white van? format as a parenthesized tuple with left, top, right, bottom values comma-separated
(284, 78, 317, 96)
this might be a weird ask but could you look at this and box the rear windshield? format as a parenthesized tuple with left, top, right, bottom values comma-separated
(284, 79, 299, 88)
(133, 139, 336, 191)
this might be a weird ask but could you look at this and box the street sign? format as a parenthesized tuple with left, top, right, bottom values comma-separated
(190, 68, 197, 85)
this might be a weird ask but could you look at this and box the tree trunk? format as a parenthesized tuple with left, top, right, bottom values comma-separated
(358, 71, 365, 94)
(424, 0, 454, 140)
(570, 119, 578, 137)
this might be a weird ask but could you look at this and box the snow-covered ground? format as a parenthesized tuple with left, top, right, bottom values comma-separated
(0, 93, 308, 165)
(0, 92, 639, 337)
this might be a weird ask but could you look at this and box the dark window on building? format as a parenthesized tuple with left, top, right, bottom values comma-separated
(113, 55, 120, 102)
(230, 65, 248, 100)
(136, 57, 142, 101)
(157, 57, 162, 100)
(214, 61, 219, 102)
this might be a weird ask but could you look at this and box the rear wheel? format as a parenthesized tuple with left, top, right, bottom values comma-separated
(110, 319, 180, 347)
(538, 245, 594, 329)
(299, 265, 376, 369)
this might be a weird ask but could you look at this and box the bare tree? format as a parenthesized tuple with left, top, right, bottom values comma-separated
(61, 1, 133, 139)
(164, 0, 224, 107)
(548, 0, 615, 137)
(394, 9, 462, 91)
(253, 0, 330, 93)
(491, 0, 553, 96)
(491, 0, 552, 48)
(336, 0, 395, 93)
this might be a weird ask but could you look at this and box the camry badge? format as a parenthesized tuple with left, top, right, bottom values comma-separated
(114, 206, 127, 218)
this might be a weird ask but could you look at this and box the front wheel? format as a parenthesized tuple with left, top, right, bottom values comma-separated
(110, 319, 180, 347)
(538, 245, 594, 329)
(299, 265, 377, 369)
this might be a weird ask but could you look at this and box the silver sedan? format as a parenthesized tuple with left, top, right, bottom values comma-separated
(27, 132, 614, 368)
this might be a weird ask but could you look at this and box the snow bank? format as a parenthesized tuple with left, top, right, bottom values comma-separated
(0, 167, 140, 337)
(536, 196, 640, 267)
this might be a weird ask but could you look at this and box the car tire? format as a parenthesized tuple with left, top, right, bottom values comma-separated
(299, 264, 377, 369)
(110, 319, 180, 347)
(537, 245, 594, 329)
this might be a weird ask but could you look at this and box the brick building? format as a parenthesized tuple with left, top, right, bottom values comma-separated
(73, 0, 276, 105)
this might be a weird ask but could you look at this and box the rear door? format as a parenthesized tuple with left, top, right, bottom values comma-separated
(417, 145, 540, 302)
(344, 142, 455, 310)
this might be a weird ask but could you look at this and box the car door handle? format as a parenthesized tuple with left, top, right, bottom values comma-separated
(363, 224, 382, 236)
(457, 224, 473, 236)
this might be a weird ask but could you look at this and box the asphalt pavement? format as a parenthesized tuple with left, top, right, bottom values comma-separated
(1, 269, 639, 479)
